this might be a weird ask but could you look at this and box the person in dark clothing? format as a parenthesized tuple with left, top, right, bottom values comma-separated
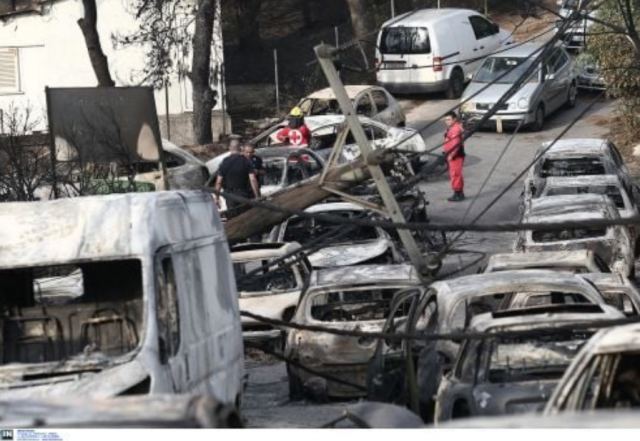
(243, 143, 265, 186)
(215, 142, 260, 217)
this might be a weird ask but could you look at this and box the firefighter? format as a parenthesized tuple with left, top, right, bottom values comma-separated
(276, 107, 311, 147)
(443, 111, 465, 202)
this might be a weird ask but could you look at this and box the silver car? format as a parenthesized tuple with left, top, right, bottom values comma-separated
(460, 42, 577, 131)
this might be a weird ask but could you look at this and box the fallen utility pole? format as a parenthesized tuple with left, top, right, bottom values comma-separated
(314, 43, 433, 281)
(224, 157, 371, 241)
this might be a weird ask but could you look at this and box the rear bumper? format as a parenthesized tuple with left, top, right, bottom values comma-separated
(378, 79, 449, 95)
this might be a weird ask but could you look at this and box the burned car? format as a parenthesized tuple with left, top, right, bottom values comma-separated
(580, 272, 640, 316)
(270, 202, 400, 268)
(231, 242, 312, 342)
(251, 115, 427, 163)
(515, 194, 635, 277)
(368, 270, 609, 419)
(296, 85, 406, 127)
(532, 175, 640, 250)
(0, 394, 241, 428)
(434, 305, 624, 423)
(545, 322, 640, 413)
(482, 250, 612, 274)
(256, 147, 325, 197)
(285, 264, 424, 399)
(524, 138, 632, 200)
(0, 192, 244, 410)
(135, 140, 210, 190)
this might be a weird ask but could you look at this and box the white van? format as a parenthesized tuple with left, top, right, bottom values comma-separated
(0, 191, 244, 412)
(376, 8, 512, 97)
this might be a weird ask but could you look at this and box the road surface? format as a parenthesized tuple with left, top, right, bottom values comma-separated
(241, 92, 616, 428)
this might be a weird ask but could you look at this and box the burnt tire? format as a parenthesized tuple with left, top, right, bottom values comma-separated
(566, 82, 577, 108)
(446, 68, 465, 99)
(531, 104, 545, 132)
(287, 363, 305, 401)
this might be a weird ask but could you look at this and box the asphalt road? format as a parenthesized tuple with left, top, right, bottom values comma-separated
(241, 92, 616, 428)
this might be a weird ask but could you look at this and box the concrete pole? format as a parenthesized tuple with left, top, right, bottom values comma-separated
(314, 43, 435, 281)
(164, 81, 171, 141)
(274, 49, 280, 116)
(390, 0, 395, 17)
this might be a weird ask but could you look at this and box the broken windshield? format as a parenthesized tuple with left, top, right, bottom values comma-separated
(263, 159, 286, 186)
(0, 260, 143, 368)
(546, 185, 626, 209)
(283, 211, 379, 246)
(541, 158, 606, 177)
(309, 288, 416, 323)
(487, 334, 589, 383)
(233, 259, 300, 294)
(474, 57, 539, 84)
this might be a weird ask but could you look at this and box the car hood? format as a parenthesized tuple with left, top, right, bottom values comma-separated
(0, 360, 149, 400)
(463, 82, 539, 106)
(308, 239, 392, 268)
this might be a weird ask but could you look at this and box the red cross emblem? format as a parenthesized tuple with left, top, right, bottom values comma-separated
(289, 129, 304, 146)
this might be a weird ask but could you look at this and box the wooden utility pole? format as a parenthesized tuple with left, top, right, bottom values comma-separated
(224, 157, 371, 241)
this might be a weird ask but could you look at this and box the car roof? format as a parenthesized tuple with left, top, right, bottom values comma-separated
(468, 306, 623, 333)
(230, 242, 302, 262)
(541, 138, 611, 157)
(432, 270, 600, 311)
(487, 250, 596, 269)
(382, 8, 472, 28)
(307, 85, 373, 100)
(525, 194, 615, 221)
(309, 264, 420, 289)
(544, 175, 622, 188)
(586, 322, 640, 354)
(303, 114, 381, 130)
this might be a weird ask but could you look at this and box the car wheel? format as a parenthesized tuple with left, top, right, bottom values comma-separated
(566, 82, 577, 108)
(531, 104, 545, 131)
(287, 363, 305, 401)
(446, 68, 465, 99)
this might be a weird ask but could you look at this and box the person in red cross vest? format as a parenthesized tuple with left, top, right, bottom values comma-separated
(276, 106, 311, 147)
(443, 111, 466, 202)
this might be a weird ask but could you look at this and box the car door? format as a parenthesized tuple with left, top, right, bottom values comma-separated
(549, 48, 572, 112)
(468, 15, 502, 64)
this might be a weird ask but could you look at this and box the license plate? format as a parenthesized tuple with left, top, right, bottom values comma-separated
(383, 61, 406, 69)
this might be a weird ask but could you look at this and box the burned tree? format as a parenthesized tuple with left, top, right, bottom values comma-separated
(0, 106, 50, 201)
(115, 0, 221, 145)
(78, 0, 115, 87)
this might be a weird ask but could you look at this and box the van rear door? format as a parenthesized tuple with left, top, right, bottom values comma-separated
(377, 26, 432, 86)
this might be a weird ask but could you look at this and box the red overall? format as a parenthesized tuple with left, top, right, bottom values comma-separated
(443, 121, 465, 193)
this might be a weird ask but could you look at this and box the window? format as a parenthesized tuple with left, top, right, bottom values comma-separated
(474, 57, 539, 84)
(545, 49, 562, 74)
(469, 16, 497, 40)
(371, 91, 389, 112)
(541, 157, 606, 177)
(309, 288, 411, 322)
(355, 94, 374, 117)
(0, 260, 143, 364)
(0, 48, 20, 94)
(156, 257, 180, 363)
(162, 151, 185, 168)
(380, 27, 430, 54)
(234, 259, 300, 294)
(552, 50, 570, 73)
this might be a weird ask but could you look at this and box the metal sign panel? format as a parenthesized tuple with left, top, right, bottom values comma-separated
(46, 87, 164, 164)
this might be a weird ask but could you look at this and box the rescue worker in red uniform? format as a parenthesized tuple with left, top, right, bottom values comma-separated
(276, 107, 311, 147)
(443, 111, 465, 202)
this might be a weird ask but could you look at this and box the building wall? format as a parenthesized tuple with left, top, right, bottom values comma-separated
(0, 0, 228, 143)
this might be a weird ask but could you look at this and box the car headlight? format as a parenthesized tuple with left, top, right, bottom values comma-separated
(517, 97, 529, 110)
(461, 101, 473, 112)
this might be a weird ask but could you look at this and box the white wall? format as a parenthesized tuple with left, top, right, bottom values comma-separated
(0, 0, 226, 133)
